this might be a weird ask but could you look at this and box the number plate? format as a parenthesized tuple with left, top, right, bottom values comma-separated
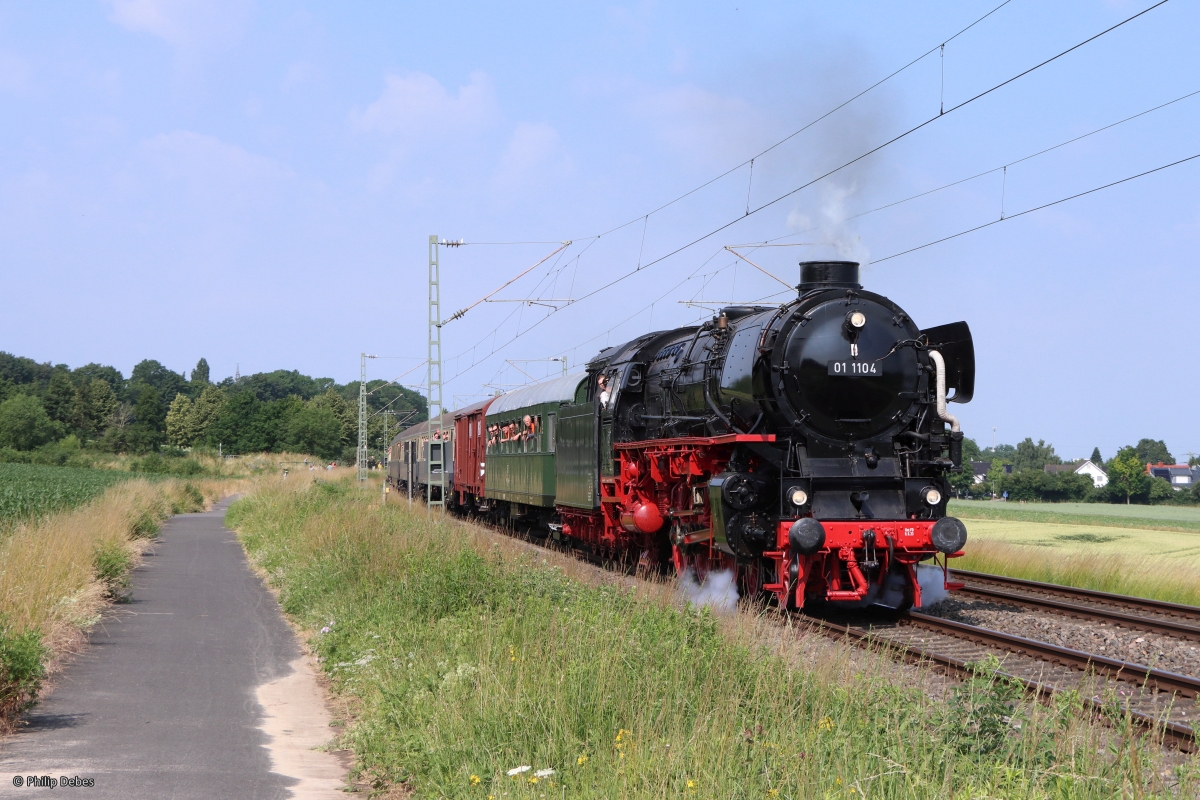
(827, 360, 881, 377)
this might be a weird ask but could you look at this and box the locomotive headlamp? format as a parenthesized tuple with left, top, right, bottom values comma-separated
(921, 487, 943, 506)
(788, 487, 809, 507)
(847, 310, 867, 329)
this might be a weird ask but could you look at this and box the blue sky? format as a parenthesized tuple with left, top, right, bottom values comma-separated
(1, 0, 1197, 462)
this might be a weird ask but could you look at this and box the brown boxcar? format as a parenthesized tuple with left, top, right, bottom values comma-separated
(453, 397, 497, 507)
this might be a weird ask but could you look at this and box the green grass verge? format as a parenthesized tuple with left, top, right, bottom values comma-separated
(949, 499, 1200, 533)
(0, 463, 156, 525)
(228, 480, 1198, 798)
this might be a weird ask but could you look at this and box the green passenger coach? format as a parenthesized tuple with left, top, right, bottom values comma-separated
(483, 374, 586, 514)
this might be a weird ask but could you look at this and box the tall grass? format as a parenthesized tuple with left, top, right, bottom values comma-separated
(0, 476, 246, 723)
(229, 480, 1199, 798)
(952, 538, 1200, 607)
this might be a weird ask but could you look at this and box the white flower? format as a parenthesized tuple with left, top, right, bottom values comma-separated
(506, 766, 531, 776)
(534, 768, 555, 778)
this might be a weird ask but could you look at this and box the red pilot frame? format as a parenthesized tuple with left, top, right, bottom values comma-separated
(761, 520, 964, 610)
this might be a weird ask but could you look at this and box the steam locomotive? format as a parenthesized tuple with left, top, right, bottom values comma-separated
(390, 261, 974, 610)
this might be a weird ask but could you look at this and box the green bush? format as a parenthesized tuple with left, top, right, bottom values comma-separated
(0, 624, 48, 719)
(93, 542, 133, 601)
(0, 394, 61, 451)
(170, 483, 206, 514)
(998, 469, 1094, 503)
(129, 506, 161, 539)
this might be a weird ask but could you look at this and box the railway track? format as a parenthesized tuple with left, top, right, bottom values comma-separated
(812, 610, 1199, 752)
(951, 569, 1200, 641)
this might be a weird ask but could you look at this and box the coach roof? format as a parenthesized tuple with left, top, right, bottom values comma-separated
(486, 373, 586, 417)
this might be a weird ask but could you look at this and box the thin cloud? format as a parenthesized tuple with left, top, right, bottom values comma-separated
(353, 70, 498, 139)
(103, 0, 251, 50)
(141, 130, 292, 194)
(631, 84, 777, 169)
(493, 122, 571, 193)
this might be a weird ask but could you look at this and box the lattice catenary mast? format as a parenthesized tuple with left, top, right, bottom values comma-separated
(357, 353, 370, 481)
(427, 235, 445, 515)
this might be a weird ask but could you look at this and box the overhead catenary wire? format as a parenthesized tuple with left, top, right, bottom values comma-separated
(366, 360, 428, 396)
(438, 1, 1165, 388)
(578, 0, 1171, 294)
(440, 241, 572, 325)
(724, 246, 800, 289)
(578, 0, 1018, 242)
(818, 86, 1200, 228)
(427, 1, 1030, 381)
(427, 0, 1173, 400)
(872, 151, 1200, 263)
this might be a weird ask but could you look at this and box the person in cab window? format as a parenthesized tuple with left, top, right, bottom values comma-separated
(597, 373, 612, 409)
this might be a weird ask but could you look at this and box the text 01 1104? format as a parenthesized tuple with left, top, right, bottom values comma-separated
(827, 360, 881, 377)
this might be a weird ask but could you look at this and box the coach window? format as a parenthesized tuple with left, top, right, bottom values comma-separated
(546, 413, 556, 452)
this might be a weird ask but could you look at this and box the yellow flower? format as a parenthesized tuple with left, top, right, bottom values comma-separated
(528, 776, 538, 784)
(835, 778, 842, 786)
(615, 728, 631, 743)
(818, 716, 834, 731)
(469, 775, 481, 786)
(576, 754, 589, 765)
(768, 790, 779, 797)
(687, 779, 697, 789)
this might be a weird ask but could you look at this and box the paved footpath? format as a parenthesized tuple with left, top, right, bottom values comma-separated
(0, 498, 346, 799)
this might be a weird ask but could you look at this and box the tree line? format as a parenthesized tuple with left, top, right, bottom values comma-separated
(0, 352, 427, 463)
(950, 435, 1198, 505)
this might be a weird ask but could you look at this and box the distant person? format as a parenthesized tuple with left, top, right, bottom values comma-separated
(597, 373, 611, 409)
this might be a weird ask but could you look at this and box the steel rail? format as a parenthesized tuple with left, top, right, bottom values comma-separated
(904, 612, 1200, 698)
(956, 584, 1200, 642)
(810, 614, 1197, 752)
(951, 569, 1200, 622)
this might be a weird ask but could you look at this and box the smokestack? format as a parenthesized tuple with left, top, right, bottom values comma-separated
(798, 261, 861, 293)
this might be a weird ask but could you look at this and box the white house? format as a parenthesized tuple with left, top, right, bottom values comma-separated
(1044, 460, 1108, 488)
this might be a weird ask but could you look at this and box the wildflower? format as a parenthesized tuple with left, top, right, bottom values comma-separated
(469, 775, 481, 786)
(686, 779, 697, 790)
(528, 776, 538, 784)
(534, 769, 555, 778)
(768, 791, 779, 797)
(818, 716, 834, 731)
(320, 626, 331, 634)
(835, 778, 842, 786)
(615, 728, 631, 743)
(576, 754, 588, 766)
(507, 766, 531, 776)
